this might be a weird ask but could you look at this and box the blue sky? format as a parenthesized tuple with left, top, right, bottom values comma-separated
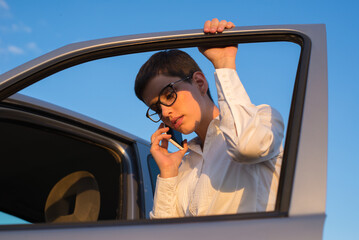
(0, 0, 358, 239)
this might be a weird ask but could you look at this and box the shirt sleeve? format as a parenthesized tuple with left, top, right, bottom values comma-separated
(149, 175, 180, 219)
(214, 68, 284, 164)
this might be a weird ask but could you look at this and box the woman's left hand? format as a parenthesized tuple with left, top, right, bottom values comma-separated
(199, 18, 238, 70)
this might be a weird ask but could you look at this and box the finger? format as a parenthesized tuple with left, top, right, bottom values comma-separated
(183, 139, 188, 150)
(210, 18, 219, 34)
(152, 134, 171, 149)
(217, 20, 228, 33)
(160, 134, 170, 149)
(178, 139, 188, 153)
(203, 20, 211, 33)
(226, 21, 235, 29)
(158, 122, 165, 129)
(152, 134, 171, 146)
(151, 126, 169, 143)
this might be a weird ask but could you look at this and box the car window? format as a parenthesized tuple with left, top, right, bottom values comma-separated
(0, 212, 29, 225)
(18, 43, 299, 146)
(140, 44, 300, 201)
(0, 119, 124, 224)
(2, 42, 300, 225)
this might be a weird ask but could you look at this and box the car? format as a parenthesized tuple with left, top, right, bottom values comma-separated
(0, 24, 327, 239)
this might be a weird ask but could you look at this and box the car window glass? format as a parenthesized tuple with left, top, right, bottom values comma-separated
(135, 43, 300, 197)
(3, 42, 300, 224)
(0, 120, 123, 225)
(18, 43, 299, 147)
(19, 51, 159, 141)
(0, 212, 29, 225)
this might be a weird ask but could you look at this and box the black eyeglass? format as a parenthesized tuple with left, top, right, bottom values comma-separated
(146, 75, 191, 122)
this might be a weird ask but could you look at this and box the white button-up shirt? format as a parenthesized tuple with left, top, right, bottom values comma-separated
(150, 69, 284, 218)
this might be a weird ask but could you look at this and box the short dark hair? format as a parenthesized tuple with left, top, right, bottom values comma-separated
(134, 49, 212, 102)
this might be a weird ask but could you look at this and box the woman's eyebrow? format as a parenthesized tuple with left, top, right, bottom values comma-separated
(148, 94, 160, 107)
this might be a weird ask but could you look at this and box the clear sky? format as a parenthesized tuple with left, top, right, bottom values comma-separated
(0, 0, 358, 239)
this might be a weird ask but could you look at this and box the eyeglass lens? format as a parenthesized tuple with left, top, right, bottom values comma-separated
(147, 86, 177, 122)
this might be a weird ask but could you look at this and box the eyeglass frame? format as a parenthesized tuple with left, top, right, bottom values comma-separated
(146, 75, 192, 123)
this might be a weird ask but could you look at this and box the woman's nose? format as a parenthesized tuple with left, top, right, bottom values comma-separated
(161, 105, 172, 118)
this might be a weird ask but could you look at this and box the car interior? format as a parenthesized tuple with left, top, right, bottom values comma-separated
(0, 119, 123, 223)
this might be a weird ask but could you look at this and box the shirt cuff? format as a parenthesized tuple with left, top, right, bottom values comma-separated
(151, 175, 178, 218)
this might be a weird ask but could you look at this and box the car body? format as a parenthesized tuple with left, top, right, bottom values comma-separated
(0, 24, 327, 239)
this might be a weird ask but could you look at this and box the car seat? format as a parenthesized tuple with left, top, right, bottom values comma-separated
(44, 171, 101, 223)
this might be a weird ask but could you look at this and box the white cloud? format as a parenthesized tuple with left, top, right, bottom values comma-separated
(11, 23, 32, 33)
(0, 0, 9, 10)
(0, 41, 41, 56)
(7, 45, 24, 55)
(27, 42, 37, 50)
(26, 42, 41, 53)
(0, 22, 32, 33)
(0, 1, 31, 33)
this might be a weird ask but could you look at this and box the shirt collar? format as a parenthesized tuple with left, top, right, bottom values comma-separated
(187, 116, 220, 156)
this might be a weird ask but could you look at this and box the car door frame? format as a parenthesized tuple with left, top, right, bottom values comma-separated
(0, 24, 327, 240)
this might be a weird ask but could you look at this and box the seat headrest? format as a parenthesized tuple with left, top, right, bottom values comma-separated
(45, 171, 101, 223)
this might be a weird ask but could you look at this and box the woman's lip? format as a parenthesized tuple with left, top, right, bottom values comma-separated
(173, 116, 183, 129)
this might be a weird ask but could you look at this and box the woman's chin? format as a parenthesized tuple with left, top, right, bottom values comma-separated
(178, 127, 195, 135)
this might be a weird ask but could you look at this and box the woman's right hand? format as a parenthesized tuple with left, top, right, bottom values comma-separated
(150, 123, 188, 178)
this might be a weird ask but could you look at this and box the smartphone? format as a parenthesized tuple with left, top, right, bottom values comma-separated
(166, 126, 183, 150)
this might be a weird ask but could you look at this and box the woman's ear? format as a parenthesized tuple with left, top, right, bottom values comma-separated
(192, 71, 208, 96)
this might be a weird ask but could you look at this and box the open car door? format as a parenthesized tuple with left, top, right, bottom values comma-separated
(0, 24, 327, 240)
